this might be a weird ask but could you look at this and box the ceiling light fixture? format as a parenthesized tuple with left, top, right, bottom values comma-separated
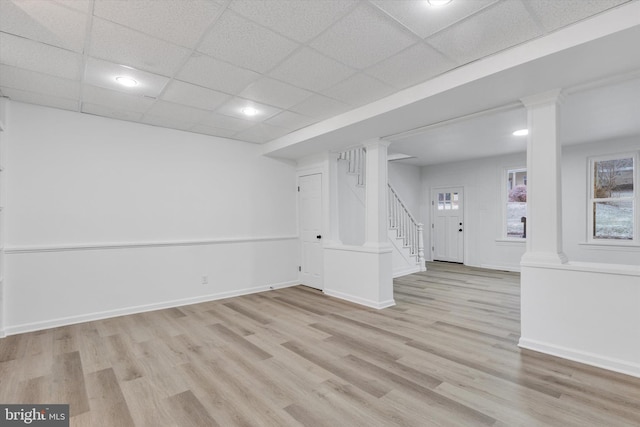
(241, 107, 259, 117)
(427, 0, 452, 6)
(512, 129, 529, 136)
(115, 76, 138, 87)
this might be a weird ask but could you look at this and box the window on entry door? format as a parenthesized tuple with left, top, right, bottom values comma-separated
(437, 191, 459, 211)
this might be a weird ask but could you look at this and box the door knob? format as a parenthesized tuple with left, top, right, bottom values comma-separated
(317, 235, 322, 239)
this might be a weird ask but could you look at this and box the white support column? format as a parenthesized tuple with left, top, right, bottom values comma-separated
(363, 138, 391, 248)
(520, 89, 567, 265)
(323, 138, 394, 309)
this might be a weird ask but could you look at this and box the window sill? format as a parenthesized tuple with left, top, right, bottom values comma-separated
(578, 242, 640, 251)
(495, 238, 526, 245)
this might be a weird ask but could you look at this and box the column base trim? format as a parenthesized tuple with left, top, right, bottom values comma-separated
(521, 251, 568, 265)
(519, 337, 640, 379)
(324, 288, 395, 310)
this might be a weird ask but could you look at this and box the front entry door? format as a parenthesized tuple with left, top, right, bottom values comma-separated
(299, 173, 323, 289)
(433, 187, 464, 263)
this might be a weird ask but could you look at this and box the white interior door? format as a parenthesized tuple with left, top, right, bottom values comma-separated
(299, 173, 323, 289)
(433, 187, 464, 263)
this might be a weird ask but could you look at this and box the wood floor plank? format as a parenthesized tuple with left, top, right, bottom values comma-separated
(166, 390, 220, 427)
(1, 261, 639, 426)
(281, 340, 392, 398)
(51, 351, 90, 417)
(119, 377, 177, 427)
(84, 368, 135, 427)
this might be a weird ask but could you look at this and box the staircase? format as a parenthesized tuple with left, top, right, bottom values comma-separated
(338, 148, 425, 277)
(337, 147, 365, 186)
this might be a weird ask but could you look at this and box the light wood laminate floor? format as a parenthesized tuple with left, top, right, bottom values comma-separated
(1, 262, 639, 426)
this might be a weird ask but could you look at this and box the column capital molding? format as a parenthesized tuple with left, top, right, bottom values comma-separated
(520, 88, 566, 109)
(362, 138, 391, 149)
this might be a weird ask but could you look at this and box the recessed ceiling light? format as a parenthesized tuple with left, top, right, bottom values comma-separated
(115, 76, 138, 87)
(513, 129, 529, 136)
(241, 107, 259, 117)
(427, 0, 452, 6)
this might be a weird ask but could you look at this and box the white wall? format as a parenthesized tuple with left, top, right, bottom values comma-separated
(3, 102, 299, 334)
(562, 136, 640, 265)
(388, 162, 421, 219)
(421, 152, 527, 271)
(520, 263, 640, 378)
(0, 98, 6, 337)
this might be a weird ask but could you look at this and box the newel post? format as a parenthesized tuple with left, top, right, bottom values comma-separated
(417, 223, 426, 271)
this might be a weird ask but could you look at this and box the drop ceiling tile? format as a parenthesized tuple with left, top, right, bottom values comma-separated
(177, 54, 260, 94)
(289, 94, 351, 119)
(229, 0, 357, 43)
(265, 111, 316, 131)
(142, 114, 196, 132)
(93, 0, 225, 48)
(90, 18, 191, 76)
(161, 80, 230, 111)
(0, 0, 87, 52)
(322, 73, 395, 107)
(0, 64, 80, 100)
(428, 1, 542, 66)
(366, 42, 456, 89)
(239, 77, 312, 110)
(53, 0, 92, 14)
(524, 0, 628, 33)
(1, 86, 79, 111)
(310, 3, 416, 69)
(191, 124, 238, 139)
(199, 112, 255, 132)
(82, 102, 144, 122)
(145, 100, 210, 124)
(269, 48, 356, 92)
(82, 84, 155, 114)
(235, 123, 290, 144)
(216, 98, 282, 122)
(0, 32, 82, 79)
(198, 11, 299, 73)
(84, 57, 170, 98)
(371, 0, 496, 39)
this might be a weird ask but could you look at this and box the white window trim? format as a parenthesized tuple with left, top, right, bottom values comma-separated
(586, 151, 638, 246)
(502, 166, 527, 241)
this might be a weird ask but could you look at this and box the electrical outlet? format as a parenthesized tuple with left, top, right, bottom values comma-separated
(201, 275, 208, 285)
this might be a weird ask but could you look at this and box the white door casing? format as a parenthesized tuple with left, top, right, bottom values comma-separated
(299, 173, 323, 290)
(432, 187, 464, 263)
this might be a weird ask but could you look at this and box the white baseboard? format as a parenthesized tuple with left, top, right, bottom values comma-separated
(323, 289, 395, 310)
(518, 337, 640, 379)
(3, 279, 299, 336)
(393, 265, 421, 278)
(480, 263, 521, 272)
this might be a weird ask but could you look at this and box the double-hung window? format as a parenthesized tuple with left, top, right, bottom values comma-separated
(505, 168, 527, 239)
(588, 153, 637, 243)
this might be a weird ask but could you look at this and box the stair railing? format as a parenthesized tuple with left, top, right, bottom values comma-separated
(337, 147, 365, 186)
(388, 184, 425, 271)
(338, 148, 425, 271)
